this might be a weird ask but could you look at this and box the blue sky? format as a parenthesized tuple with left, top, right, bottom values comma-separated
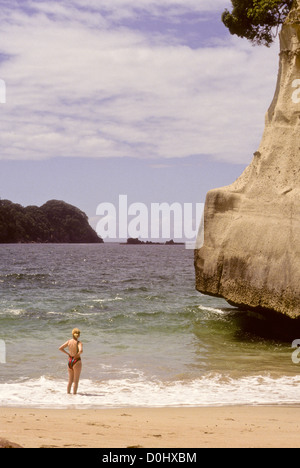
(0, 0, 281, 235)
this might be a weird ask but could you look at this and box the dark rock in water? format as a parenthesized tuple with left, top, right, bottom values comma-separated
(230, 308, 300, 342)
(0, 199, 103, 244)
(195, 1, 300, 319)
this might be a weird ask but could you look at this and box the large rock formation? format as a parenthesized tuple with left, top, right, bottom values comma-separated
(194, 0, 300, 319)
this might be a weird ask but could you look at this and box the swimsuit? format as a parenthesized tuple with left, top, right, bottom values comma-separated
(68, 356, 81, 369)
(68, 340, 81, 369)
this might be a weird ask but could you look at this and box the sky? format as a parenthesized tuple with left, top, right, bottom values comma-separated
(0, 0, 281, 239)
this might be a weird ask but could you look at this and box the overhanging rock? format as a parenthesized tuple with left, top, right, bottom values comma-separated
(194, 1, 300, 318)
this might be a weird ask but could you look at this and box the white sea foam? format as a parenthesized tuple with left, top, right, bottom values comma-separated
(1, 374, 300, 409)
(198, 305, 227, 315)
(92, 297, 124, 303)
(0, 308, 24, 316)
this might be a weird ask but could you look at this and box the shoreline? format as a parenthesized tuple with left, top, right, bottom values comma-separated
(1, 405, 300, 448)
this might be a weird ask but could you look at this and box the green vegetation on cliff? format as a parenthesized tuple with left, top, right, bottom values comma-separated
(0, 199, 103, 244)
(222, 0, 293, 46)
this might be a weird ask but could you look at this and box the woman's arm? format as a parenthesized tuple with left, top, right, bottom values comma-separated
(59, 340, 70, 357)
(73, 341, 83, 360)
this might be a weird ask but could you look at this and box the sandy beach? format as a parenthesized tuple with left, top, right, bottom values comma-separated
(1, 405, 300, 448)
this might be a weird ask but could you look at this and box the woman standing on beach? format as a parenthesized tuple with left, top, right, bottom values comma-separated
(59, 328, 83, 394)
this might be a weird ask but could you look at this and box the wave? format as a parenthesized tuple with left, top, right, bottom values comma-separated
(0, 273, 51, 281)
(92, 297, 124, 303)
(198, 305, 230, 316)
(0, 308, 25, 316)
(1, 373, 300, 409)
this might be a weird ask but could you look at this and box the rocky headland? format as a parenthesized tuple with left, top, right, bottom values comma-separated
(194, 1, 300, 319)
(0, 199, 103, 244)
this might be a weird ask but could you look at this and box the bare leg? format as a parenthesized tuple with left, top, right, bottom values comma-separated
(67, 368, 74, 394)
(72, 360, 82, 394)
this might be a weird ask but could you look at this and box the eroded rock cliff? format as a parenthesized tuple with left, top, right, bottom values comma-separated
(194, 0, 300, 318)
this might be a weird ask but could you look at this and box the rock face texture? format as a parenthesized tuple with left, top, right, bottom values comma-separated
(194, 1, 300, 318)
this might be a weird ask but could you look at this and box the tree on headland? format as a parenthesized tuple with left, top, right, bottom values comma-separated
(0, 199, 103, 243)
(222, 0, 294, 46)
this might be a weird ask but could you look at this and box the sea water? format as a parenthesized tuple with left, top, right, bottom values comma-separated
(0, 244, 299, 409)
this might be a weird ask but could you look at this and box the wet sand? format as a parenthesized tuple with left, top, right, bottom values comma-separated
(1, 405, 300, 448)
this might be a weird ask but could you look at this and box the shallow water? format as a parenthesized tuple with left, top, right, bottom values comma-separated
(0, 244, 299, 408)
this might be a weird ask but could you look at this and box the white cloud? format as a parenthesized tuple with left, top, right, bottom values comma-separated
(69, 0, 230, 15)
(0, 0, 280, 164)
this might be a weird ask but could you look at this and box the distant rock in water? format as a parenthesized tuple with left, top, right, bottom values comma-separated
(194, 1, 300, 319)
(125, 237, 184, 245)
(0, 199, 103, 244)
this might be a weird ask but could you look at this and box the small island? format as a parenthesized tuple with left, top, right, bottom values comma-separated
(0, 199, 103, 244)
(122, 238, 184, 245)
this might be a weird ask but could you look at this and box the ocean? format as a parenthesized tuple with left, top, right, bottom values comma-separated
(0, 243, 300, 409)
